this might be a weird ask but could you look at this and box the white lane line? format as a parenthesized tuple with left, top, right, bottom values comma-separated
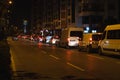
(41, 51, 47, 54)
(67, 62, 85, 71)
(49, 55, 60, 60)
(116, 62, 120, 64)
(10, 49, 17, 76)
(87, 54, 104, 60)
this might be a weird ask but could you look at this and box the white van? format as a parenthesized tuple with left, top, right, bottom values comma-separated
(79, 33, 102, 53)
(59, 27, 83, 48)
(98, 24, 120, 55)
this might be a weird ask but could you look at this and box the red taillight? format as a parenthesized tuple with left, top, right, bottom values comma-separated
(67, 38, 70, 41)
(89, 38, 92, 41)
(89, 38, 92, 44)
(52, 39, 54, 42)
(55, 36, 59, 38)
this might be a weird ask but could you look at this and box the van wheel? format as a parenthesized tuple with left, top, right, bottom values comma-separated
(98, 47, 103, 55)
(56, 43, 59, 47)
(65, 43, 69, 49)
(66, 45, 69, 49)
(86, 46, 91, 53)
(78, 47, 82, 51)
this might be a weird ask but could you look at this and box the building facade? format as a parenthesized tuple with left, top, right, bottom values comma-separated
(75, 0, 119, 32)
(31, 0, 119, 34)
(0, 0, 13, 35)
(31, 0, 60, 35)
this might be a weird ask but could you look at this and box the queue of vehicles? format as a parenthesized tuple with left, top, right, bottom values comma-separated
(13, 24, 120, 56)
(57, 27, 83, 48)
(57, 24, 120, 56)
(79, 33, 102, 53)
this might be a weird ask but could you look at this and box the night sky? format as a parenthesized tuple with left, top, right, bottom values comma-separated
(11, 0, 32, 27)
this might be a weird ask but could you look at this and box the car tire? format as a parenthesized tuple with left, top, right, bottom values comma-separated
(56, 43, 59, 47)
(65, 43, 69, 49)
(86, 46, 91, 53)
(66, 45, 69, 49)
(78, 47, 82, 51)
(98, 47, 103, 55)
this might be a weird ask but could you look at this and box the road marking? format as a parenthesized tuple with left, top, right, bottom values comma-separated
(67, 62, 85, 71)
(10, 49, 17, 76)
(49, 55, 60, 60)
(41, 50, 47, 54)
(87, 54, 104, 60)
(116, 62, 120, 64)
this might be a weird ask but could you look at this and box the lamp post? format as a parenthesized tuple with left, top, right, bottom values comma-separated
(7, 0, 13, 24)
(8, 0, 12, 4)
(7, 0, 13, 35)
(23, 20, 28, 34)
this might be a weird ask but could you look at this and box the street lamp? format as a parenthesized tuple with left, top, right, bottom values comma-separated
(7, 0, 13, 35)
(8, 0, 12, 5)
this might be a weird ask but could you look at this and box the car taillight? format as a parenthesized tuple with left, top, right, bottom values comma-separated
(52, 39, 56, 44)
(89, 38, 92, 44)
(67, 38, 70, 41)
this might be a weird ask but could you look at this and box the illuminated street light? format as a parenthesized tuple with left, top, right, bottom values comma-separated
(8, 0, 12, 4)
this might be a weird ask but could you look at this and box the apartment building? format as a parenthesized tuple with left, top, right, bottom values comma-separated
(60, 0, 75, 28)
(75, 0, 104, 32)
(0, 0, 10, 27)
(31, 0, 119, 34)
(31, 0, 60, 35)
(76, 0, 119, 32)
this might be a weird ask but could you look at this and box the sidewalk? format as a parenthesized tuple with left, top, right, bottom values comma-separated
(0, 40, 12, 80)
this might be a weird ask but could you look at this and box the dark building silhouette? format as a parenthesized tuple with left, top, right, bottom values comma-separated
(31, 0, 120, 34)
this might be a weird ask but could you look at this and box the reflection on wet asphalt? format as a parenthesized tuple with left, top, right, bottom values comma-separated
(11, 71, 100, 80)
(12, 71, 57, 80)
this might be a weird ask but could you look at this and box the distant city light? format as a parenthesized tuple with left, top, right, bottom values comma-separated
(45, 30, 48, 32)
(40, 30, 44, 36)
(23, 20, 28, 26)
(84, 30, 88, 33)
(86, 27, 89, 31)
(92, 30, 97, 33)
(9, 1, 12, 4)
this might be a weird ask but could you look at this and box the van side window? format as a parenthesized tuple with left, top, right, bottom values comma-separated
(101, 31, 106, 40)
(107, 30, 120, 39)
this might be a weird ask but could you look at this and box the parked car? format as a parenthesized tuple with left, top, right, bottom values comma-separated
(36, 35, 44, 42)
(45, 36, 53, 43)
(79, 33, 102, 53)
(12, 34, 18, 41)
(50, 36, 60, 45)
(28, 35, 34, 41)
(98, 24, 120, 55)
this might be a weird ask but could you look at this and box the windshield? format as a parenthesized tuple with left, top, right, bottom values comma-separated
(70, 31, 83, 38)
(92, 34, 102, 41)
(107, 30, 120, 39)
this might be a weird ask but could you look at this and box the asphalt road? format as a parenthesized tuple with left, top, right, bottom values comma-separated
(8, 38, 120, 80)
